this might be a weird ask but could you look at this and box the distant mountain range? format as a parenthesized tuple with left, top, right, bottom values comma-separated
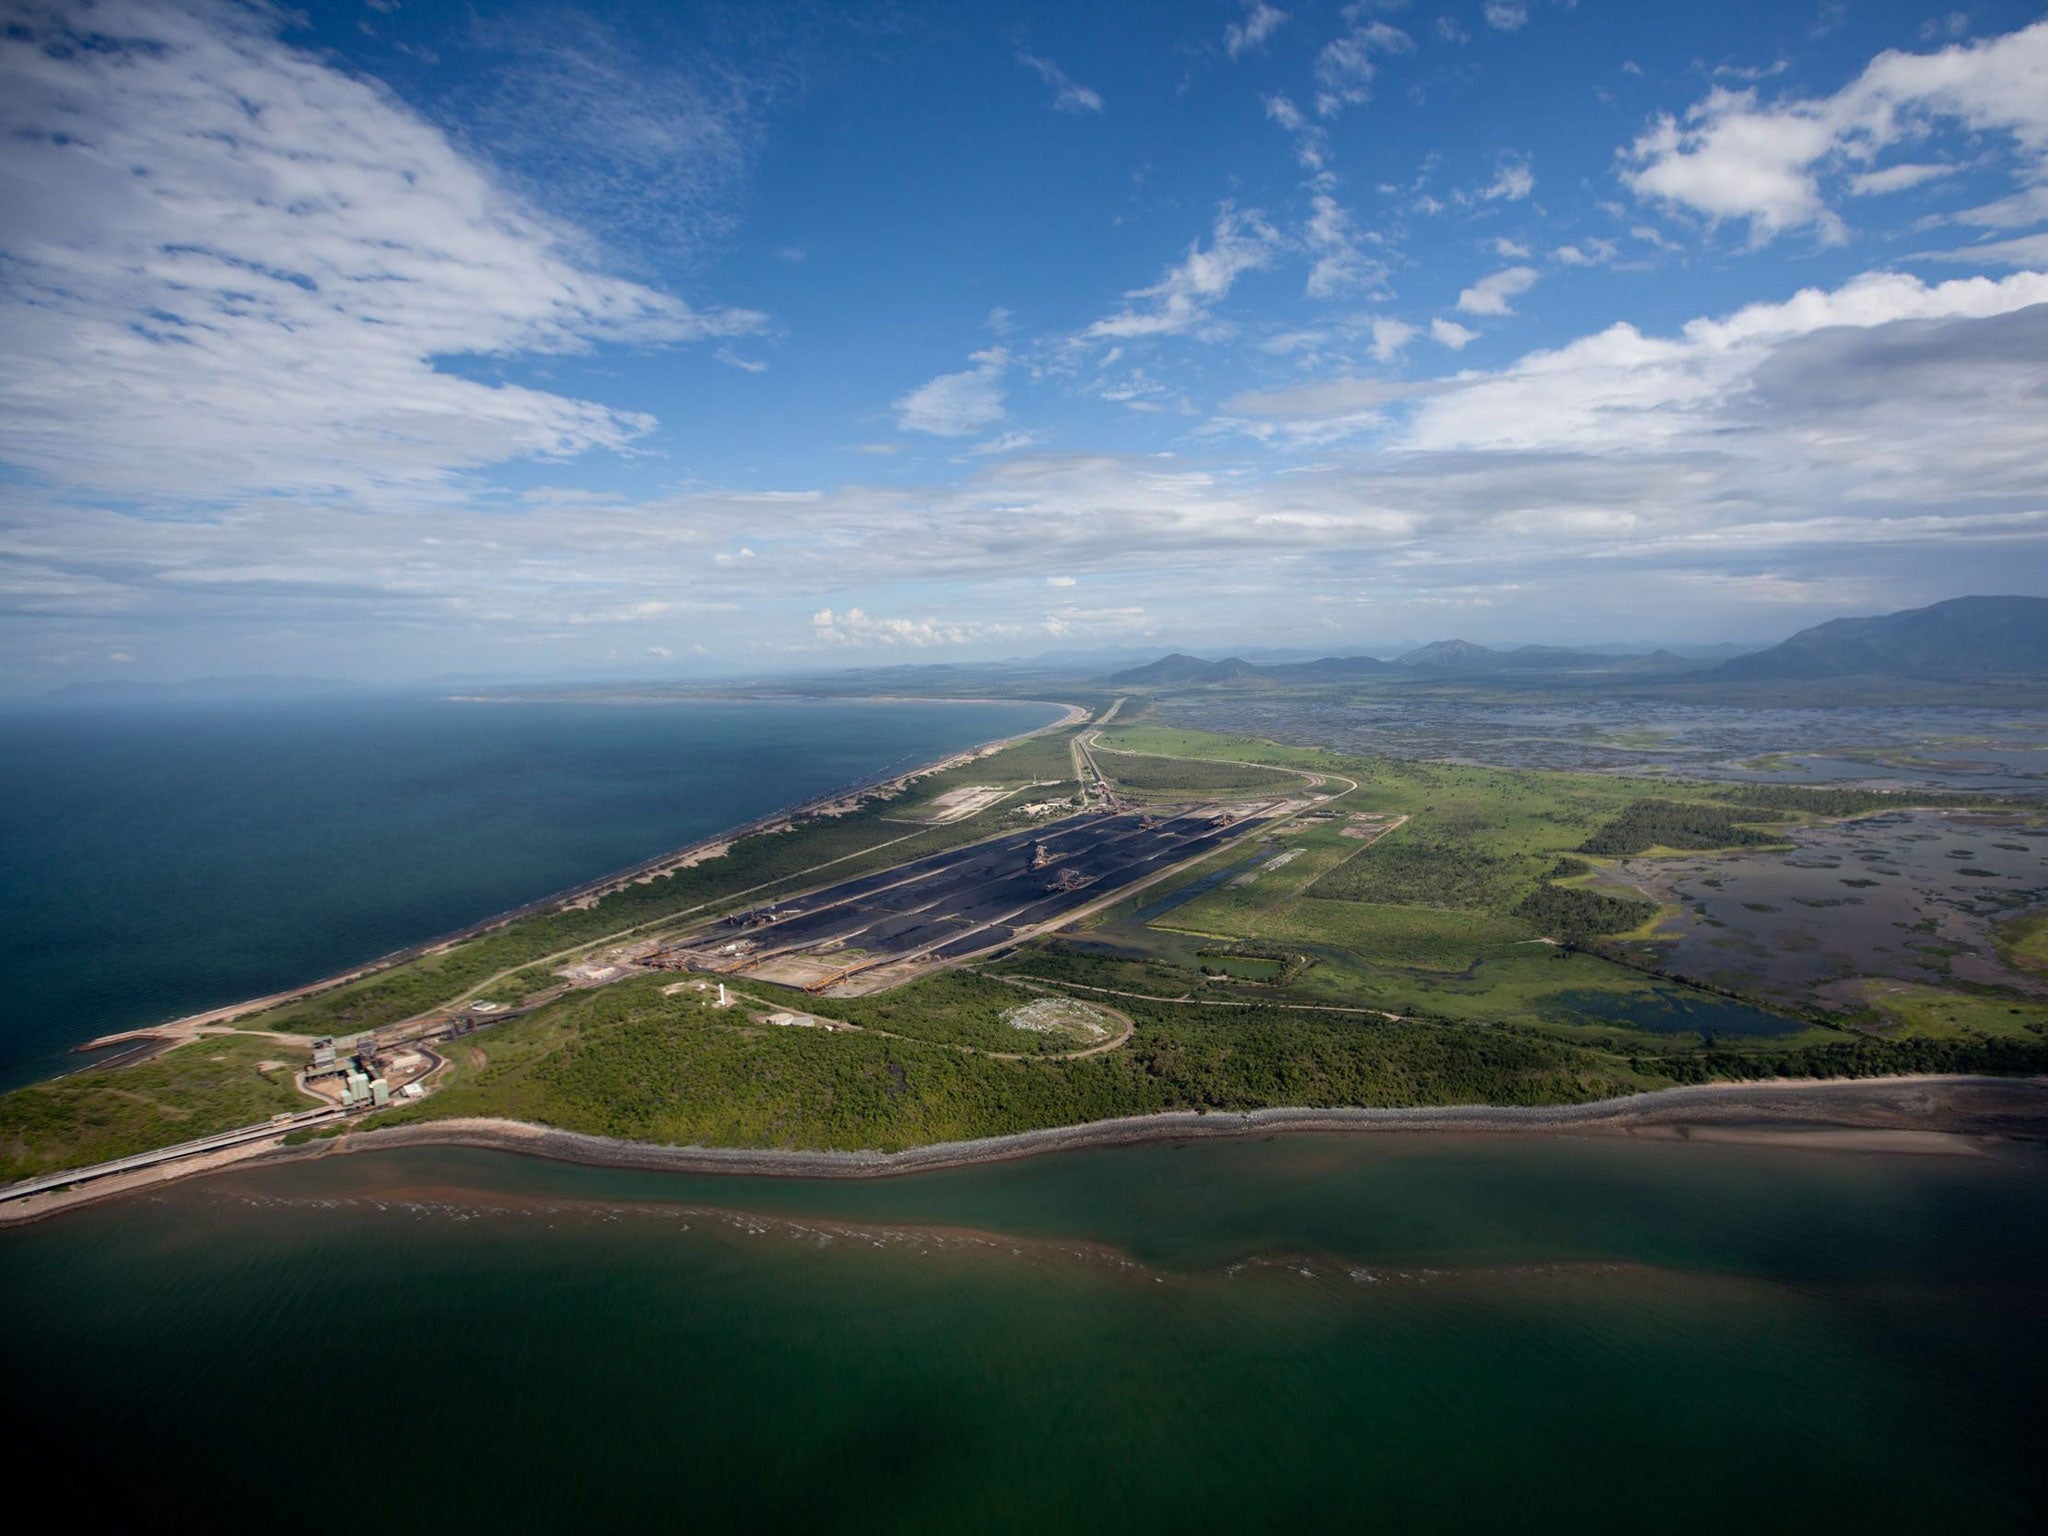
(1103, 641, 1679, 686)
(1711, 595, 2048, 681)
(1101, 596, 2048, 689)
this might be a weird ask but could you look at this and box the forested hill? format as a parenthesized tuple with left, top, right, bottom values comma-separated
(1715, 596, 2048, 682)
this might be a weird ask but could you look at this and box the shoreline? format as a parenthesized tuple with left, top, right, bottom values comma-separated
(80, 696, 1086, 1050)
(260, 1072, 2048, 1178)
(5, 1074, 2041, 1228)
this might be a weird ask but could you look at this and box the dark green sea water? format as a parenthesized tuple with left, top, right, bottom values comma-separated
(0, 696, 1056, 1086)
(5, 1133, 2043, 1532)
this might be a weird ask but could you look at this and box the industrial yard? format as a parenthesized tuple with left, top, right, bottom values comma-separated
(654, 799, 1307, 994)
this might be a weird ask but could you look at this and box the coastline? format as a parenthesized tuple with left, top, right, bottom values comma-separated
(81, 695, 1086, 1050)
(6, 1074, 2041, 1228)
(295, 1075, 2047, 1180)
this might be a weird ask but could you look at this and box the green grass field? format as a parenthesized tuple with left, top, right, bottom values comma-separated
(0, 1036, 308, 1183)
(1995, 910, 2048, 977)
(1831, 977, 2048, 1041)
(1091, 748, 1310, 799)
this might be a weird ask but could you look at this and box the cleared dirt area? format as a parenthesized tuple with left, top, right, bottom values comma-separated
(916, 785, 1015, 824)
(1002, 996, 1115, 1043)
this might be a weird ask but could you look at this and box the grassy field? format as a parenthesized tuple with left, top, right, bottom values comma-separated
(1091, 748, 1310, 799)
(0, 1036, 307, 1183)
(1995, 910, 2048, 977)
(1830, 977, 2048, 1040)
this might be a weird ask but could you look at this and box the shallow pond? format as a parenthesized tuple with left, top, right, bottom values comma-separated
(1599, 810, 2048, 1003)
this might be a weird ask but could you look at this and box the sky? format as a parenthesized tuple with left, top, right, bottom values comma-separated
(3, 0, 2048, 688)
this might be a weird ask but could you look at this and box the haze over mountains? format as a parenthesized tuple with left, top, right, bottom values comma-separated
(1104, 597, 2048, 687)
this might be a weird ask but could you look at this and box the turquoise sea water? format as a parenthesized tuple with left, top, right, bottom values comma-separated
(0, 696, 1056, 1086)
(4, 1132, 2043, 1532)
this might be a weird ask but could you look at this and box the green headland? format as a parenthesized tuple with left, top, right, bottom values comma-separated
(6, 705, 2045, 1186)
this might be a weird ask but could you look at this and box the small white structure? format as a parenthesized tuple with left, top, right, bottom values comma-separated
(764, 1010, 819, 1028)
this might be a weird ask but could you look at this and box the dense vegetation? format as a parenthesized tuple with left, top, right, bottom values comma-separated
(1643, 1033, 2048, 1084)
(0, 1037, 305, 1182)
(1513, 882, 1660, 944)
(1579, 799, 1785, 856)
(366, 971, 1652, 1152)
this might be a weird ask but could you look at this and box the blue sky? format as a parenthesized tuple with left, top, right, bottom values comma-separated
(3, 0, 2047, 685)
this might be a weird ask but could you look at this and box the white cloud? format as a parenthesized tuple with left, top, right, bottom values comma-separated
(1495, 237, 1531, 258)
(1481, 156, 1536, 201)
(1369, 318, 1417, 361)
(1313, 19, 1414, 118)
(16, 282, 2047, 673)
(1622, 20, 2048, 242)
(1456, 266, 1540, 315)
(1304, 195, 1384, 299)
(1226, 2, 1289, 60)
(1227, 378, 1422, 418)
(962, 429, 1045, 458)
(1046, 575, 1077, 587)
(1551, 240, 1617, 266)
(1016, 52, 1104, 114)
(1847, 162, 1953, 195)
(807, 602, 1150, 650)
(1431, 318, 1480, 349)
(1086, 208, 1280, 339)
(453, 5, 773, 264)
(715, 348, 769, 373)
(1484, 2, 1529, 32)
(1265, 93, 1333, 178)
(1916, 233, 2048, 266)
(645, 645, 674, 659)
(1404, 267, 2048, 455)
(893, 348, 1010, 436)
(0, 0, 761, 510)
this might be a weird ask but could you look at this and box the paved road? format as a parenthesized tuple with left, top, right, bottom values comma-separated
(0, 1104, 344, 1205)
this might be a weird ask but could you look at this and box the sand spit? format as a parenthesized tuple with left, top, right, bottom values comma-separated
(285, 1075, 2047, 1184)
(81, 697, 1084, 1051)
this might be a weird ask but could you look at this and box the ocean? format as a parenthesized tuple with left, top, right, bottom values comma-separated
(4, 1131, 2043, 1531)
(0, 694, 1059, 1086)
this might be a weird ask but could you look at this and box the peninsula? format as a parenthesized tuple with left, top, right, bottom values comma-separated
(5, 699, 2045, 1220)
